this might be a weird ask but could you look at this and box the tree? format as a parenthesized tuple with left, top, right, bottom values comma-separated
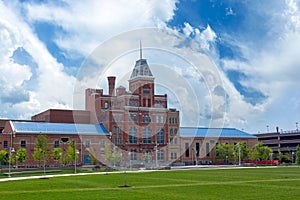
(277, 149, 284, 163)
(105, 144, 121, 167)
(7, 149, 16, 166)
(143, 152, 151, 163)
(216, 143, 234, 163)
(16, 148, 27, 166)
(250, 142, 273, 161)
(296, 145, 300, 166)
(231, 142, 250, 164)
(66, 141, 78, 165)
(0, 150, 8, 164)
(52, 148, 62, 164)
(33, 134, 49, 173)
(90, 155, 97, 165)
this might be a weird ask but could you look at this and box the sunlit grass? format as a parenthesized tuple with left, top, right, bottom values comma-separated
(0, 167, 299, 200)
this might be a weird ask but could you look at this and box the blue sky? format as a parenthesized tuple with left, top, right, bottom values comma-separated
(0, 0, 300, 133)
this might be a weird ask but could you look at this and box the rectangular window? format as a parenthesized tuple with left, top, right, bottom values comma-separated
(130, 150, 137, 160)
(156, 115, 164, 124)
(128, 113, 132, 122)
(129, 113, 135, 122)
(3, 140, 8, 149)
(133, 113, 138, 122)
(196, 142, 200, 157)
(113, 136, 117, 144)
(143, 89, 150, 94)
(129, 127, 137, 144)
(21, 140, 26, 149)
(54, 140, 60, 148)
(118, 135, 122, 144)
(206, 142, 210, 157)
(142, 115, 151, 123)
(100, 141, 105, 154)
(85, 140, 91, 148)
(160, 116, 164, 123)
(156, 116, 160, 123)
(158, 150, 164, 160)
(185, 143, 190, 157)
(174, 138, 178, 145)
(171, 152, 177, 160)
(20, 140, 26, 148)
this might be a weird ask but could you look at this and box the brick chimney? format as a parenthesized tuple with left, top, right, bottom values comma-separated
(107, 76, 116, 96)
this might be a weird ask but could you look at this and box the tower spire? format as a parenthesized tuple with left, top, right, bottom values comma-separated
(139, 40, 142, 59)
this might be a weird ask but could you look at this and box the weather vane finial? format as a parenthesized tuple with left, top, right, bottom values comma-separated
(140, 40, 142, 59)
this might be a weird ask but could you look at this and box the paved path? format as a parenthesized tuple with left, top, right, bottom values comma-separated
(0, 165, 277, 182)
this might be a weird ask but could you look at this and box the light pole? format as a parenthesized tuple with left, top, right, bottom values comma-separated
(238, 143, 241, 166)
(8, 147, 15, 178)
(292, 152, 295, 165)
(122, 152, 128, 187)
(155, 143, 158, 168)
(59, 152, 62, 168)
(195, 149, 198, 166)
(74, 149, 79, 173)
(226, 155, 228, 165)
(129, 152, 132, 170)
(296, 122, 299, 131)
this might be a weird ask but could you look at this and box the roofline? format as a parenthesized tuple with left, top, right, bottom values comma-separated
(180, 135, 256, 138)
(9, 120, 15, 133)
(180, 127, 238, 130)
(129, 76, 155, 82)
(13, 132, 109, 136)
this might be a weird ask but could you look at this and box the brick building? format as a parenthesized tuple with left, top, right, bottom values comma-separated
(85, 53, 180, 165)
(179, 127, 257, 165)
(31, 109, 91, 124)
(1, 121, 109, 167)
(0, 48, 258, 167)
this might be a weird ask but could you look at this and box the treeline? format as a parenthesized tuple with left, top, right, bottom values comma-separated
(216, 141, 300, 165)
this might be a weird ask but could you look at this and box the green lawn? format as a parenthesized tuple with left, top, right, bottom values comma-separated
(0, 167, 300, 200)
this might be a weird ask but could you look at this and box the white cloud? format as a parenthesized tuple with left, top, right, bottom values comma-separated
(0, 18, 31, 91)
(1, 0, 299, 134)
(182, 23, 217, 52)
(183, 22, 194, 37)
(195, 25, 216, 51)
(211, 1, 300, 133)
(0, 2, 75, 119)
(24, 0, 178, 56)
(0, 1, 178, 119)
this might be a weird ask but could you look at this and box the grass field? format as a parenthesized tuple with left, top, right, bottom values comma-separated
(0, 167, 300, 200)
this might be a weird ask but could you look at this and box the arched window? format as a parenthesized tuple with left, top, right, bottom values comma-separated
(156, 128, 164, 144)
(143, 127, 152, 144)
(174, 128, 178, 135)
(170, 128, 173, 136)
(129, 127, 137, 144)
